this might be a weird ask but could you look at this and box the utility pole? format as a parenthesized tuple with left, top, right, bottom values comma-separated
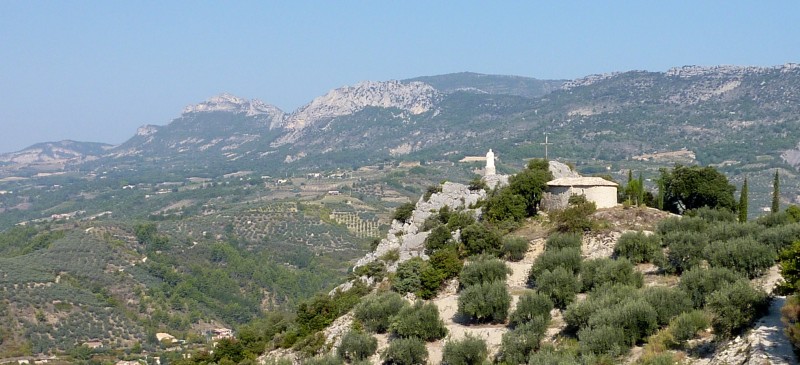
(540, 133, 553, 160)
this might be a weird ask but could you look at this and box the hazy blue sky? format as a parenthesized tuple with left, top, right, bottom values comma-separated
(1, 1, 798, 153)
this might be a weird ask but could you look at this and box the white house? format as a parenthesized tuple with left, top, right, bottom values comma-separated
(543, 177, 619, 210)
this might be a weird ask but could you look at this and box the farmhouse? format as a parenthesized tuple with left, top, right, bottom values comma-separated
(543, 177, 619, 210)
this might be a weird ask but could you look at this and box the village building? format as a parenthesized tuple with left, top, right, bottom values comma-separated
(543, 177, 619, 210)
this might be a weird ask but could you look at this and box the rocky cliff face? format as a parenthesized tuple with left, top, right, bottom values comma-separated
(0, 140, 112, 172)
(275, 80, 439, 132)
(353, 182, 486, 271)
(183, 93, 286, 120)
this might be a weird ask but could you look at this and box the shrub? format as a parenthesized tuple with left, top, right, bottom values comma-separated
(781, 295, 800, 350)
(508, 159, 553, 216)
(545, 232, 583, 251)
(614, 231, 663, 264)
(668, 310, 709, 345)
(686, 207, 736, 223)
(662, 230, 709, 274)
(459, 256, 509, 288)
(579, 258, 643, 292)
(704, 237, 776, 278)
(485, 188, 528, 223)
(509, 291, 553, 328)
(777, 241, 800, 295)
(354, 292, 407, 333)
(460, 223, 502, 256)
(678, 267, 743, 308)
(497, 318, 549, 364)
(554, 195, 597, 233)
(418, 265, 446, 300)
(639, 353, 680, 365)
(577, 325, 628, 357)
(706, 280, 769, 338)
(788, 205, 800, 222)
(423, 185, 442, 202)
(527, 346, 580, 365)
(337, 330, 377, 362)
(382, 338, 427, 365)
(446, 211, 476, 232)
(429, 246, 463, 280)
(392, 258, 426, 294)
(641, 286, 693, 325)
(757, 223, 800, 252)
(528, 247, 582, 286)
(393, 203, 415, 224)
(502, 236, 528, 261)
(303, 355, 343, 365)
(656, 216, 707, 236)
(468, 176, 488, 192)
(756, 211, 791, 227)
(457, 280, 511, 323)
(564, 284, 639, 331)
(588, 299, 659, 346)
(536, 267, 580, 309)
(354, 261, 386, 281)
(441, 334, 488, 365)
(389, 301, 447, 341)
(380, 249, 400, 263)
(706, 221, 764, 243)
(424, 226, 452, 254)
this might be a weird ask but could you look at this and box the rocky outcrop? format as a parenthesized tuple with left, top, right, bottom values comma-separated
(279, 81, 438, 131)
(183, 93, 285, 120)
(271, 81, 439, 146)
(354, 182, 485, 271)
(549, 160, 580, 179)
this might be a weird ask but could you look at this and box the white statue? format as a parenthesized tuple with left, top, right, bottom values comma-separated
(485, 149, 496, 176)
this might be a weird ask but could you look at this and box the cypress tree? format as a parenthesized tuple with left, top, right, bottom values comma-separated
(627, 170, 634, 204)
(637, 173, 645, 207)
(772, 170, 780, 213)
(739, 177, 748, 223)
(656, 173, 665, 210)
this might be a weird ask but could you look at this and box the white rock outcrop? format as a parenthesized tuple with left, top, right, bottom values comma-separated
(183, 93, 286, 119)
(354, 182, 485, 270)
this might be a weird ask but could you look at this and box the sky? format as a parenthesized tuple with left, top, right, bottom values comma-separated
(1, 1, 799, 153)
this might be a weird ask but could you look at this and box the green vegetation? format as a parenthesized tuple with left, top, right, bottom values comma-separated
(484, 159, 552, 223)
(498, 318, 549, 364)
(459, 256, 509, 288)
(536, 267, 580, 309)
(660, 165, 737, 214)
(544, 232, 582, 251)
(382, 337, 427, 365)
(353, 292, 407, 333)
(509, 291, 553, 328)
(773, 170, 781, 213)
(579, 258, 642, 292)
(553, 195, 597, 233)
(501, 236, 528, 261)
(441, 334, 488, 365)
(460, 223, 502, 256)
(337, 330, 377, 362)
(706, 280, 769, 337)
(613, 231, 662, 264)
(457, 280, 510, 323)
(393, 203, 415, 224)
(388, 301, 447, 341)
(739, 177, 748, 223)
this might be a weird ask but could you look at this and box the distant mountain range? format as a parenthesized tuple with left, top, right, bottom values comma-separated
(3, 65, 800, 194)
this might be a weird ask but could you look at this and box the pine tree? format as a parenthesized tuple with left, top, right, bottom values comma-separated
(739, 177, 748, 223)
(773, 170, 781, 213)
